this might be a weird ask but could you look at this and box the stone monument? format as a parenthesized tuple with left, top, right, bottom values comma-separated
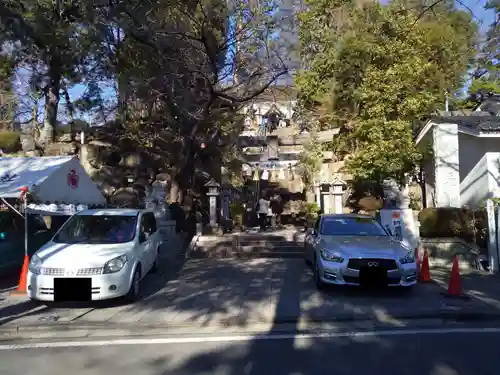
(382, 177, 410, 209)
(380, 176, 418, 250)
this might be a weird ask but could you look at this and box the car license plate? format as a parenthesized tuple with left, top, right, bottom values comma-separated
(359, 267, 388, 287)
(54, 278, 92, 302)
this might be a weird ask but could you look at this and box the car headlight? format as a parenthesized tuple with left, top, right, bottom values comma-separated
(400, 251, 415, 264)
(103, 254, 128, 274)
(28, 254, 42, 275)
(320, 249, 344, 263)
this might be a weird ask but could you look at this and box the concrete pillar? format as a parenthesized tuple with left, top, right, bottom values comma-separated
(331, 180, 345, 214)
(320, 185, 331, 214)
(221, 189, 230, 220)
(205, 180, 220, 228)
(315, 184, 321, 208)
(433, 123, 460, 207)
(209, 195, 217, 227)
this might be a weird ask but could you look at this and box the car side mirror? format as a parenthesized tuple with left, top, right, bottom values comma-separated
(311, 229, 317, 236)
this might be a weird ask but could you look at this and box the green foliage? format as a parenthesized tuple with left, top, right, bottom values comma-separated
(418, 207, 487, 248)
(302, 202, 320, 220)
(408, 192, 421, 211)
(0, 131, 21, 152)
(296, 0, 478, 183)
(297, 131, 324, 189)
(458, 77, 500, 108)
(0, 54, 16, 129)
(469, 78, 500, 95)
(229, 203, 244, 226)
(230, 203, 245, 216)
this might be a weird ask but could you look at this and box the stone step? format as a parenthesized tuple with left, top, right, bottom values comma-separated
(191, 238, 304, 258)
(196, 243, 303, 252)
(196, 239, 304, 247)
(189, 248, 303, 259)
(197, 233, 305, 244)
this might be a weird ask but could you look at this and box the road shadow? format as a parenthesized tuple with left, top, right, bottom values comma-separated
(2, 241, 500, 330)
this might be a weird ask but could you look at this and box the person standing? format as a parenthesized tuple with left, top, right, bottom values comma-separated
(257, 194, 270, 231)
(271, 192, 283, 228)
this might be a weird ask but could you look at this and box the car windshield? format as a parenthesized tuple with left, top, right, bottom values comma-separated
(53, 215, 138, 244)
(320, 217, 388, 236)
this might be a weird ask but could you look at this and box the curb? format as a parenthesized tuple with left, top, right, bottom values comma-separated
(2, 308, 500, 338)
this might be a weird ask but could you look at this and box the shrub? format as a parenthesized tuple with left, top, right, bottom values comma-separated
(229, 203, 245, 226)
(418, 207, 487, 248)
(229, 203, 245, 217)
(0, 131, 21, 152)
(302, 202, 320, 219)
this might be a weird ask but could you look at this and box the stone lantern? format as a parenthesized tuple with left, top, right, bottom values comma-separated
(319, 180, 331, 213)
(330, 178, 346, 214)
(205, 179, 220, 228)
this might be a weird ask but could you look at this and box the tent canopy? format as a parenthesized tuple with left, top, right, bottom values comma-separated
(0, 156, 106, 206)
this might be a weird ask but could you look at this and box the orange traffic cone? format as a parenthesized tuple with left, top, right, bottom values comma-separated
(10, 255, 29, 296)
(447, 255, 463, 297)
(419, 249, 432, 282)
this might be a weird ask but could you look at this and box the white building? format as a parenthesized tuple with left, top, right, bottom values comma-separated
(416, 96, 500, 208)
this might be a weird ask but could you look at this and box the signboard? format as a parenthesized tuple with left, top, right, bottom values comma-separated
(379, 208, 418, 250)
(247, 160, 298, 170)
(486, 199, 497, 273)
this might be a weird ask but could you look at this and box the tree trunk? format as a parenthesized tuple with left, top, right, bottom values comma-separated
(42, 54, 62, 144)
(117, 72, 128, 124)
(116, 29, 128, 124)
(62, 86, 74, 135)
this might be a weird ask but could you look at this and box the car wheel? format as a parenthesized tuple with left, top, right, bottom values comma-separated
(150, 250, 160, 273)
(314, 257, 326, 290)
(125, 266, 141, 302)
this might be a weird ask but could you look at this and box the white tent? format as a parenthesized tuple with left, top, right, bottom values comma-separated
(0, 156, 106, 214)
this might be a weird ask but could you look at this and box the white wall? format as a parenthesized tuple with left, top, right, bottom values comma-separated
(433, 124, 460, 207)
(458, 133, 500, 207)
(487, 153, 500, 199)
(459, 153, 490, 207)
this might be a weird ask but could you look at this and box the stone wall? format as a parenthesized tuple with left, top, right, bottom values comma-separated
(420, 237, 483, 270)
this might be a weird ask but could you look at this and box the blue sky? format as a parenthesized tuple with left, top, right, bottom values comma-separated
(461, 0, 496, 31)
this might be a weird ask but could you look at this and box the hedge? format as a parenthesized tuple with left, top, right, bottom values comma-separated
(0, 131, 21, 152)
(418, 207, 487, 248)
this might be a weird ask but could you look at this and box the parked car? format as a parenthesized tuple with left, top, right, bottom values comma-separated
(304, 213, 417, 290)
(0, 213, 55, 277)
(27, 208, 161, 302)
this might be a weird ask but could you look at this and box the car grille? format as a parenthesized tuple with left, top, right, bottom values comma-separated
(343, 275, 402, 285)
(347, 258, 398, 270)
(41, 268, 64, 276)
(40, 267, 103, 276)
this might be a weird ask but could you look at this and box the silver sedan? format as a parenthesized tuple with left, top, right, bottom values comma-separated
(304, 214, 417, 289)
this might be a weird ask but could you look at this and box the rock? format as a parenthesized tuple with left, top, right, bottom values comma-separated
(120, 153, 142, 168)
(110, 187, 139, 207)
(20, 134, 36, 152)
(25, 150, 41, 157)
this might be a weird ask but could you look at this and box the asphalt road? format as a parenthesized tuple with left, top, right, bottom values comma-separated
(0, 325, 499, 375)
